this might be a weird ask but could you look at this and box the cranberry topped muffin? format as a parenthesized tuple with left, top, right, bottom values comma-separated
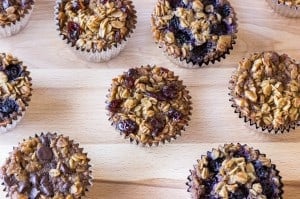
(106, 65, 192, 146)
(55, 0, 137, 62)
(187, 143, 283, 199)
(151, 0, 237, 68)
(0, 53, 32, 133)
(0, 0, 34, 37)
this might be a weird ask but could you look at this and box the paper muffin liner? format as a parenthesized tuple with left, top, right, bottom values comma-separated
(54, 0, 137, 63)
(0, 110, 26, 134)
(266, 0, 300, 17)
(1, 132, 93, 198)
(105, 65, 192, 147)
(228, 71, 299, 134)
(186, 144, 284, 199)
(0, 4, 34, 38)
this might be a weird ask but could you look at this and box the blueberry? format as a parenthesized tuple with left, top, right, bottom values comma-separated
(219, 4, 231, 17)
(67, 22, 81, 44)
(208, 157, 224, 173)
(0, 99, 19, 117)
(162, 84, 178, 100)
(5, 64, 22, 81)
(107, 99, 123, 113)
(254, 162, 270, 179)
(261, 180, 275, 198)
(202, 0, 219, 6)
(167, 109, 183, 121)
(229, 186, 249, 199)
(124, 68, 139, 89)
(202, 177, 218, 194)
(190, 42, 213, 64)
(168, 17, 180, 33)
(210, 22, 228, 35)
(126, 68, 139, 78)
(117, 119, 138, 135)
(148, 116, 165, 137)
(168, 0, 186, 8)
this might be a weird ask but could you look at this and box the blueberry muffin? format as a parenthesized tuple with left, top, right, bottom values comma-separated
(106, 65, 192, 146)
(0, 0, 34, 37)
(55, 0, 137, 62)
(151, 0, 237, 68)
(267, 0, 300, 17)
(0, 132, 92, 198)
(187, 143, 283, 198)
(0, 53, 32, 133)
(229, 51, 300, 133)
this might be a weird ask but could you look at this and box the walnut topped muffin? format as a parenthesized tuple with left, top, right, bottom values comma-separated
(229, 51, 300, 133)
(187, 143, 283, 199)
(267, 0, 300, 17)
(0, 0, 34, 37)
(0, 53, 32, 133)
(0, 132, 92, 198)
(55, 0, 137, 62)
(151, 0, 237, 68)
(106, 65, 192, 146)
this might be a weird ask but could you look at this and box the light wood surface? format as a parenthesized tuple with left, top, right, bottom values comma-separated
(0, 0, 300, 198)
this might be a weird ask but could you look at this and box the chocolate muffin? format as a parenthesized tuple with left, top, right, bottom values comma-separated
(187, 143, 283, 199)
(0, 132, 92, 198)
(55, 0, 137, 62)
(106, 65, 192, 146)
(0, 0, 34, 37)
(266, 0, 300, 17)
(229, 51, 300, 133)
(0, 53, 32, 133)
(151, 0, 237, 68)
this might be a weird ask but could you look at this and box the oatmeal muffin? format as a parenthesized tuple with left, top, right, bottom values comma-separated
(0, 53, 32, 133)
(0, 0, 34, 37)
(106, 65, 192, 146)
(55, 0, 137, 62)
(151, 0, 237, 68)
(0, 132, 92, 198)
(266, 0, 300, 17)
(229, 51, 300, 133)
(187, 143, 283, 199)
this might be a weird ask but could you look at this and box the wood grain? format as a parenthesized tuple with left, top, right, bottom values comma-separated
(0, 0, 300, 198)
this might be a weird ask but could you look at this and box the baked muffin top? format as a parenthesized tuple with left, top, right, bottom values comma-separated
(151, 0, 237, 65)
(56, 0, 137, 52)
(230, 51, 300, 132)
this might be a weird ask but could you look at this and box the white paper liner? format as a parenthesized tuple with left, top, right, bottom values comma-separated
(266, 0, 300, 17)
(0, 6, 34, 38)
(0, 111, 25, 134)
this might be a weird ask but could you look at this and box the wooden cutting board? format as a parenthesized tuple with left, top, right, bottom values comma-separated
(0, 0, 299, 198)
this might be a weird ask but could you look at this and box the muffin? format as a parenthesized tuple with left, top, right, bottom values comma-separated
(0, 0, 34, 37)
(229, 51, 300, 134)
(151, 0, 238, 68)
(106, 65, 192, 146)
(0, 53, 32, 133)
(187, 143, 283, 199)
(0, 132, 92, 198)
(55, 0, 137, 62)
(266, 0, 300, 17)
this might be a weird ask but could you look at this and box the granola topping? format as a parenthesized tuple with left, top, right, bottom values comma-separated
(278, 0, 300, 6)
(0, 0, 34, 25)
(151, 0, 237, 64)
(187, 143, 282, 199)
(0, 53, 31, 123)
(106, 66, 192, 146)
(56, 0, 137, 51)
(230, 51, 300, 132)
(0, 133, 92, 199)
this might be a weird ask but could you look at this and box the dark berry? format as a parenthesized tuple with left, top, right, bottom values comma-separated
(148, 116, 165, 137)
(107, 99, 123, 113)
(117, 119, 138, 135)
(168, 16, 180, 33)
(208, 157, 224, 173)
(233, 148, 251, 160)
(162, 84, 178, 100)
(261, 180, 275, 198)
(210, 22, 228, 35)
(190, 42, 212, 64)
(168, 0, 186, 9)
(174, 29, 192, 45)
(124, 68, 139, 89)
(219, 4, 231, 17)
(229, 186, 249, 199)
(5, 64, 22, 81)
(67, 22, 81, 44)
(255, 165, 270, 179)
(145, 91, 167, 101)
(202, 0, 219, 6)
(126, 68, 139, 78)
(202, 177, 218, 194)
(0, 99, 19, 117)
(167, 109, 183, 121)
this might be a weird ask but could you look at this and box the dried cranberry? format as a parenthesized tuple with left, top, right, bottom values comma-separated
(117, 119, 138, 135)
(0, 99, 19, 117)
(5, 64, 22, 81)
(162, 84, 178, 100)
(167, 109, 183, 121)
(124, 68, 139, 89)
(107, 99, 123, 113)
(67, 22, 81, 44)
(148, 116, 165, 137)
